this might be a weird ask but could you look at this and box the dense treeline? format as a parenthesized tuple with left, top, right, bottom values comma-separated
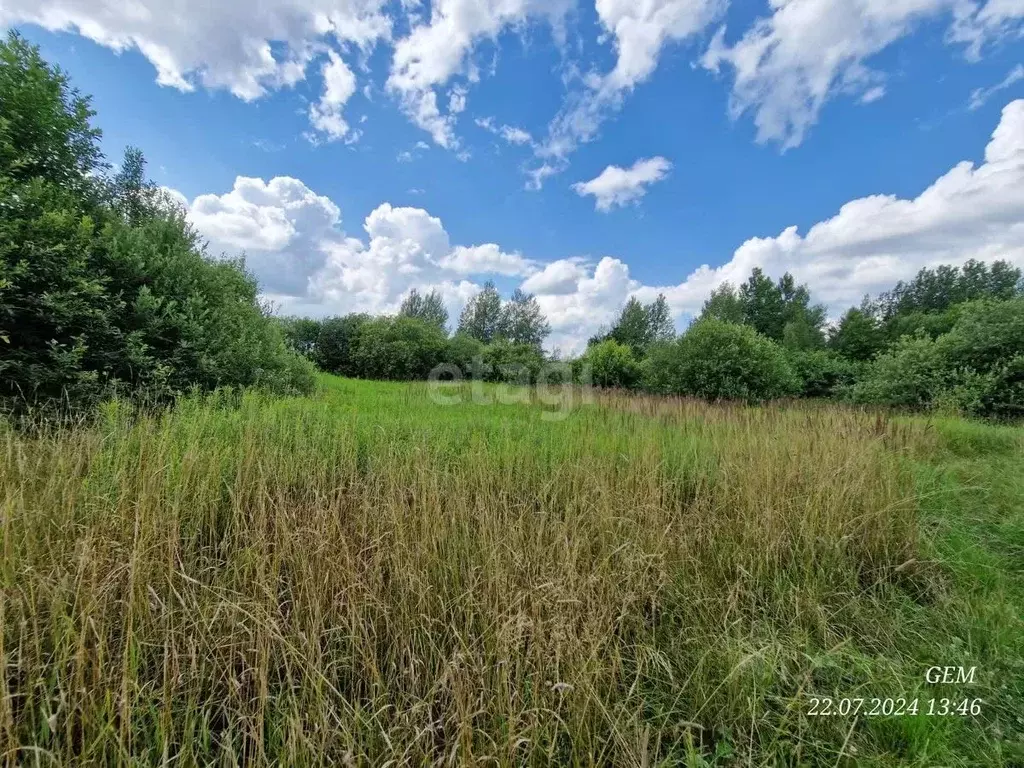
(5, 34, 1023, 418)
(281, 254, 1024, 418)
(0, 33, 315, 413)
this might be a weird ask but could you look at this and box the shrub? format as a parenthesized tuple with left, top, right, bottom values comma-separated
(851, 299, 1024, 417)
(849, 334, 949, 409)
(575, 339, 641, 389)
(314, 314, 369, 376)
(785, 348, 862, 398)
(444, 333, 486, 377)
(351, 316, 448, 381)
(643, 320, 799, 402)
(481, 339, 545, 384)
(0, 33, 314, 410)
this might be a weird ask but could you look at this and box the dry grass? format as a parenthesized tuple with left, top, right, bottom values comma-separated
(1, 377, 1020, 766)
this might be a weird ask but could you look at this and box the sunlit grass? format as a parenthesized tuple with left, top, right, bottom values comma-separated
(1, 376, 1021, 765)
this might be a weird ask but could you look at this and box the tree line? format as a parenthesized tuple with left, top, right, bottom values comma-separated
(1, 33, 315, 414)
(4, 33, 1023, 419)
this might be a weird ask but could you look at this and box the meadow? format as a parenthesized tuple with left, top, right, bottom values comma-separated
(1, 376, 1022, 766)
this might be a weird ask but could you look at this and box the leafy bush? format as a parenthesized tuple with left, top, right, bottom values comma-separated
(481, 339, 545, 384)
(0, 33, 314, 411)
(314, 314, 369, 376)
(444, 333, 486, 377)
(575, 339, 641, 389)
(851, 299, 1024, 417)
(351, 316, 448, 381)
(643, 320, 799, 402)
(785, 348, 862, 398)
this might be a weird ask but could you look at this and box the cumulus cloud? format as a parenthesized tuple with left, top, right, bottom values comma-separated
(702, 0, 1024, 149)
(177, 178, 539, 324)
(530, 99, 1024, 352)
(188, 176, 344, 295)
(178, 100, 1024, 353)
(572, 157, 672, 211)
(0, 0, 389, 100)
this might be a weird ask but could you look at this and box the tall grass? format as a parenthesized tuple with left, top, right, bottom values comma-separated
(1, 377, 1020, 765)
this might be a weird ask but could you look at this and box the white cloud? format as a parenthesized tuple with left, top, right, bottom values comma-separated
(970, 63, 1024, 110)
(176, 179, 540, 324)
(598, 0, 725, 92)
(175, 100, 1024, 353)
(531, 0, 722, 179)
(439, 244, 537, 275)
(386, 0, 572, 147)
(0, 0, 390, 100)
(702, 0, 1024, 150)
(476, 116, 534, 145)
(307, 49, 358, 142)
(188, 176, 344, 295)
(529, 99, 1024, 352)
(572, 156, 672, 211)
(448, 84, 468, 114)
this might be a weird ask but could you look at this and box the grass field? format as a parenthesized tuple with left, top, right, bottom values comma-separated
(1, 375, 1022, 766)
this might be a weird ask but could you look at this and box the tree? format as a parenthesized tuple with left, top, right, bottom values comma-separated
(606, 294, 674, 356)
(481, 339, 545, 384)
(350, 316, 448, 381)
(699, 282, 744, 324)
(643, 320, 799, 402)
(314, 314, 369, 376)
(457, 281, 503, 343)
(876, 259, 1022, 320)
(576, 339, 642, 389)
(828, 306, 884, 361)
(0, 34, 315, 410)
(399, 288, 449, 331)
(646, 294, 675, 343)
(277, 316, 322, 358)
(0, 32, 104, 194)
(498, 289, 551, 348)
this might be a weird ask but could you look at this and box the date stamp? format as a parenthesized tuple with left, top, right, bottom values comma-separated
(806, 667, 982, 717)
(807, 696, 982, 717)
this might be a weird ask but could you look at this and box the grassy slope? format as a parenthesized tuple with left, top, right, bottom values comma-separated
(0, 375, 1021, 766)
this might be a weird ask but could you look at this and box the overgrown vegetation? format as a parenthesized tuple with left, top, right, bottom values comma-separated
(0, 32, 314, 414)
(2, 377, 1021, 765)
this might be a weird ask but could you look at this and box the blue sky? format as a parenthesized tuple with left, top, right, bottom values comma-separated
(4, 0, 1023, 351)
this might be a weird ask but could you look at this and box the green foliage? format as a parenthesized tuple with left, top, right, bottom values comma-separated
(699, 269, 825, 349)
(699, 282, 744, 324)
(498, 288, 550, 348)
(444, 332, 486, 376)
(480, 338, 545, 383)
(457, 280, 503, 342)
(351, 315, 448, 381)
(876, 259, 1021, 320)
(644, 320, 799, 402)
(785, 348, 862, 398)
(399, 288, 448, 331)
(850, 334, 950, 410)
(850, 299, 1024, 417)
(576, 339, 641, 389)
(603, 293, 675, 355)
(0, 31, 104, 195)
(276, 316, 322, 357)
(0, 34, 314, 411)
(314, 314, 370, 376)
(828, 306, 885, 361)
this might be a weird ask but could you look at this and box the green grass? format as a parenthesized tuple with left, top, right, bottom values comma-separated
(1, 375, 1021, 766)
